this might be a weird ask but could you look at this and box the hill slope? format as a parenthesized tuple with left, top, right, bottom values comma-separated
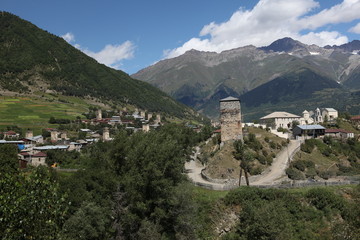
(0, 12, 199, 120)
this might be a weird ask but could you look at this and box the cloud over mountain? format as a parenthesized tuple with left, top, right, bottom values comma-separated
(61, 32, 135, 69)
(164, 0, 360, 59)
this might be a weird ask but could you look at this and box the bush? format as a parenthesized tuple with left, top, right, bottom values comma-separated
(286, 168, 305, 180)
(306, 188, 345, 211)
(250, 166, 262, 175)
(258, 155, 267, 165)
(266, 156, 273, 165)
(292, 160, 307, 171)
(305, 168, 317, 178)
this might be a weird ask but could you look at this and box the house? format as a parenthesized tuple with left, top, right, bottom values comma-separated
(30, 152, 47, 166)
(0, 140, 25, 150)
(68, 142, 82, 151)
(351, 116, 360, 127)
(3, 131, 20, 139)
(260, 112, 301, 130)
(293, 125, 326, 139)
(325, 129, 355, 139)
(322, 108, 338, 122)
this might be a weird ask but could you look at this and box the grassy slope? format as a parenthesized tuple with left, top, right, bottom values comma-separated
(0, 12, 199, 121)
(0, 95, 86, 132)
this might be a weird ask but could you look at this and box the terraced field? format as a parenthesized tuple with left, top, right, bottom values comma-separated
(0, 96, 86, 131)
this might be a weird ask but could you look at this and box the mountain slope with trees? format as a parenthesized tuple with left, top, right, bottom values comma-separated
(133, 37, 360, 119)
(0, 12, 198, 120)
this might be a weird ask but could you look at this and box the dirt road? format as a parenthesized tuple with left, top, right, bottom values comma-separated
(185, 140, 302, 188)
(251, 139, 301, 185)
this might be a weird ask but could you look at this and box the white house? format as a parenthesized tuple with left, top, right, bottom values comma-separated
(322, 108, 338, 122)
(260, 112, 301, 130)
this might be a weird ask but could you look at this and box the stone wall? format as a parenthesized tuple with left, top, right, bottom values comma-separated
(220, 100, 242, 142)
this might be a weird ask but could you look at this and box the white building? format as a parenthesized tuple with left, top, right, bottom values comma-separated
(322, 108, 338, 122)
(299, 110, 314, 125)
(260, 112, 301, 130)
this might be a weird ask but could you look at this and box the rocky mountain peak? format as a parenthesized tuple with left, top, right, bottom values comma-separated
(260, 37, 306, 52)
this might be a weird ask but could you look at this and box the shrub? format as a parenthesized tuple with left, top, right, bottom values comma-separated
(292, 160, 307, 171)
(258, 155, 267, 165)
(266, 156, 273, 165)
(250, 166, 262, 175)
(262, 149, 268, 157)
(264, 137, 270, 143)
(306, 188, 345, 211)
(286, 168, 305, 180)
(305, 168, 317, 178)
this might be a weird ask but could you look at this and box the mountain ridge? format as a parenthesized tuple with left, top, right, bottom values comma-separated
(132, 37, 360, 119)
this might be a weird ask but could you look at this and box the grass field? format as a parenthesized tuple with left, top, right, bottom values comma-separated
(0, 96, 88, 132)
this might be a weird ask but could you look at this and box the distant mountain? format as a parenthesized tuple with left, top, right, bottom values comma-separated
(0, 12, 199, 120)
(325, 40, 360, 53)
(133, 37, 360, 120)
(260, 37, 306, 52)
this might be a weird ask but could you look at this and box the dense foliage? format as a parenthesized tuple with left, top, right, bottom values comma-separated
(223, 186, 360, 240)
(287, 137, 360, 180)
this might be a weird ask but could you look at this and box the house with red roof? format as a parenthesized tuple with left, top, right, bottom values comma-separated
(325, 129, 354, 139)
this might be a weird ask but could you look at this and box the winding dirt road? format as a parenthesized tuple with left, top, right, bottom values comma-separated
(185, 140, 301, 188)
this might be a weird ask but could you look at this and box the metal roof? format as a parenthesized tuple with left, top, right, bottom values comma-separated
(296, 125, 326, 130)
(219, 96, 239, 102)
(34, 145, 69, 150)
(261, 111, 301, 119)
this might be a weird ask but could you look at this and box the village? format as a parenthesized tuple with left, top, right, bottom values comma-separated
(2, 96, 360, 172)
(0, 108, 166, 168)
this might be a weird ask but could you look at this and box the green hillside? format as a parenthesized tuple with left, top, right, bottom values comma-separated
(0, 12, 199, 120)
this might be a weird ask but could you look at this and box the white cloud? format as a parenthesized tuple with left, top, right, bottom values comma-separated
(164, 0, 360, 59)
(61, 32, 75, 43)
(83, 41, 135, 68)
(61, 33, 135, 69)
(349, 22, 360, 33)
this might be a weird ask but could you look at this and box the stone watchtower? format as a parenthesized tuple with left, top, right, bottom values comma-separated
(96, 109, 102, 121)
(103, 127, 110, 141)
(220, 96, 243, 142)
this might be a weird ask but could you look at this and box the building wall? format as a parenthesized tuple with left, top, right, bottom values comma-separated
(274, 117, 300, 129)
(220, 100, 242, 142)
(30, 157, 46, 167)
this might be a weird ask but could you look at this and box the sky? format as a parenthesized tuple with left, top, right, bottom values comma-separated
(2, 0, 360, 74)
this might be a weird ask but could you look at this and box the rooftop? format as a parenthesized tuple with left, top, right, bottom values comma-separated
(325, 129, 353, 133)
(220, 96, 240, 102)
(323, 108, 337, 112)
(34, 145, 69, 150)
(261, 111, 301, 119)
(296, 125, 326, 130)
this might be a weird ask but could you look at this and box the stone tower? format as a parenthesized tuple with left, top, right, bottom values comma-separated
(220, 96, 243, 142)
(314, 108, 323, 123)
(96, 109, 102, 121)
(147, 113, 153, 121)
(103, 127, 110, 141)
(51, 130, 58, 142)
(25, 129, 33, 139)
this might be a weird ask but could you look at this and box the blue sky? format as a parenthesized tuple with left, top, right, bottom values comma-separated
(2, 0, 360, 74)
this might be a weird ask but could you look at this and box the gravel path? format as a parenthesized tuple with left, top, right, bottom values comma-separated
(185, 140, 302, 188)
(252, 139, 301, 185)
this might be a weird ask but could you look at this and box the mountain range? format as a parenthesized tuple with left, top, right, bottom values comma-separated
(132, 37, 360, 120)
(0, 12, 200, 121)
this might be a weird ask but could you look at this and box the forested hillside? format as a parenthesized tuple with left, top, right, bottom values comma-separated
(1, 124, 360, 239)
(0, 12, 197, 119)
